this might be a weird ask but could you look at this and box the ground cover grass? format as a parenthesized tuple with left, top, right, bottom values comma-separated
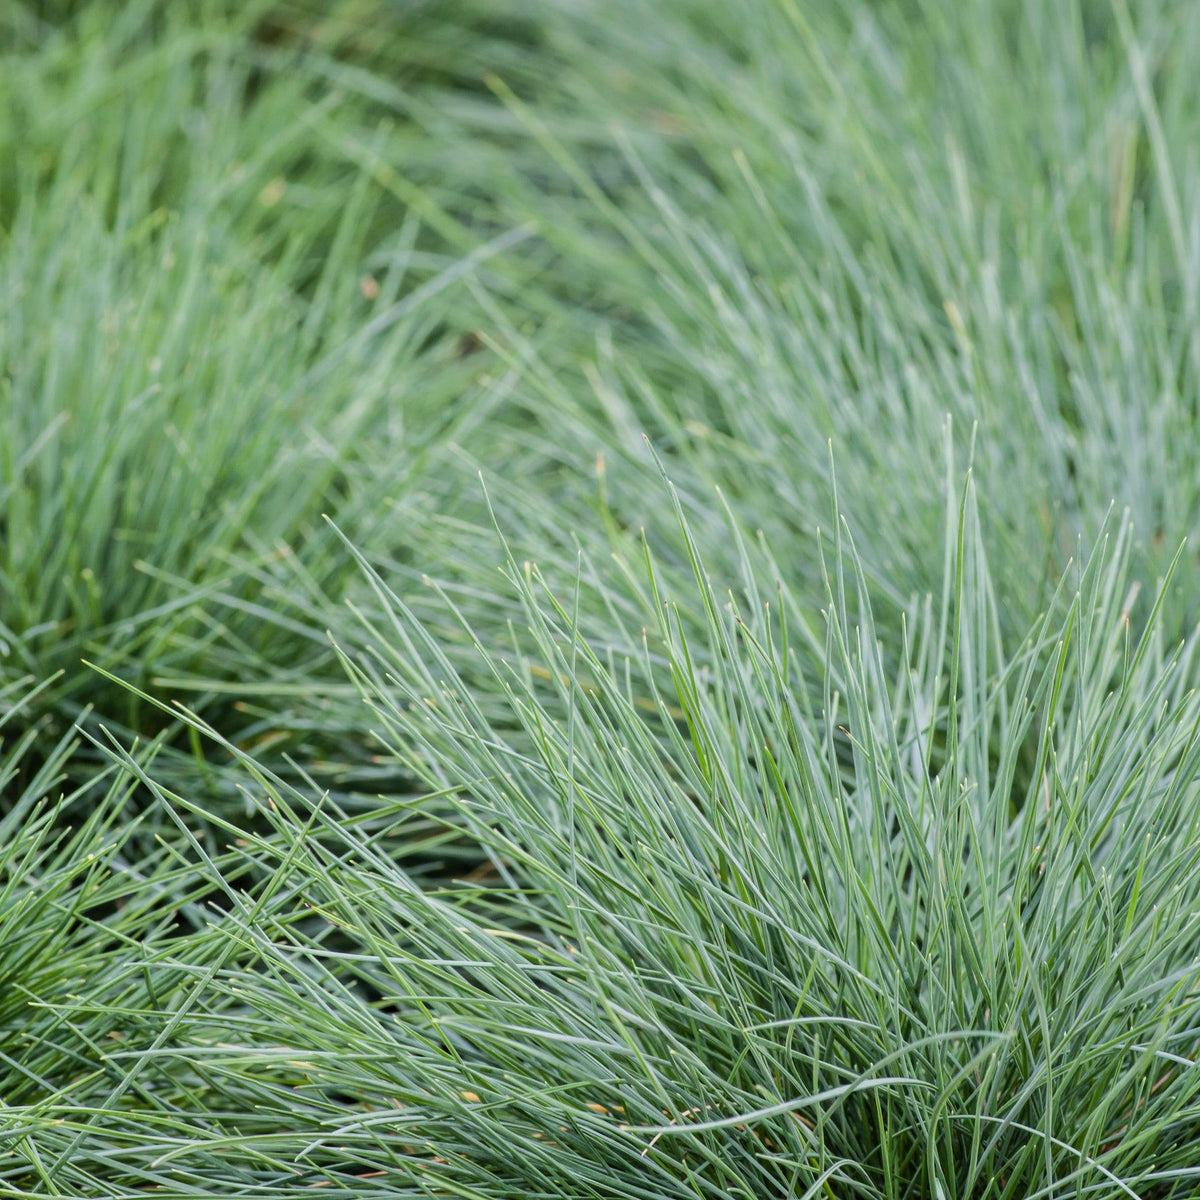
(11, 493, 1200, 1197)
(339, 0, 1200, 646)
(4, 0, 1200, 1196)
(0, 0, 542, 793)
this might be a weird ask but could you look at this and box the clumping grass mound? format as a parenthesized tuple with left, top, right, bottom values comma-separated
(23, 492, 1200, 1197)
(374, 0, 1200, 646)
(4, 0, 1200, 1196)
(0, 1, 528, 787)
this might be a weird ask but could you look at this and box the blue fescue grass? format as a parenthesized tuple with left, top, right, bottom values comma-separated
(4, 1, 1200, 1195)
(0, 1, 537, 788)
(31, 483, 1200, 1198)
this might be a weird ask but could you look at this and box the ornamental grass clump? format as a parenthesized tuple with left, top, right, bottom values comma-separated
(364, 0, 1200, 650)
(0, 1, 529, 789)
(36, 485, 1198, 1198)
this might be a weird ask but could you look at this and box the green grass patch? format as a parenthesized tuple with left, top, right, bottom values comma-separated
(3, 0, 1200, 1195)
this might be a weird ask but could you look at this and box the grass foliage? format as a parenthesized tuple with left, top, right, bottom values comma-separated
(1, 0, 526, 777)
(3, 0, 1200, 1196)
